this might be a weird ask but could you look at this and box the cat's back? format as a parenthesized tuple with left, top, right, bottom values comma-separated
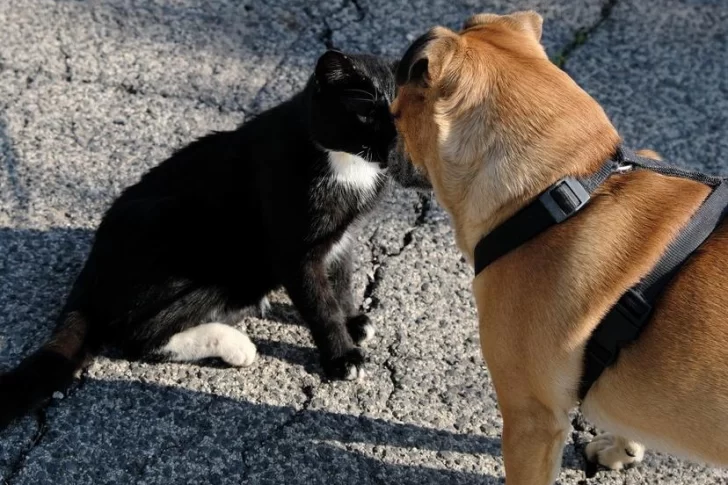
(129, 129, 244, 196)
(131, 97, 308, 198)
(97, 99, 311, 243)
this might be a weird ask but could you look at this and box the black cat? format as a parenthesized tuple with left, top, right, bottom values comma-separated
(0, 50, 427, 429)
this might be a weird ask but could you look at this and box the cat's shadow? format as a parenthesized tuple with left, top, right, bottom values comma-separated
(249, 301, 329, 376)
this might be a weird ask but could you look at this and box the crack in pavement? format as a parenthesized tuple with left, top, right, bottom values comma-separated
(318, 0, 367, 50)
(359, 191, 432, 412)
(245, 45, 302, 114)
(0, 116, 29, 224)
(571, 412, 600, 481)
(360, 191, 431, 313)
(116, 81, 246, 114)
(5, 45, 246, 114)
(382, 335, 402, 414)
(350, 0, 365, 22)
(248, 0, 368, 113)
(56, 32, 72, 83)
(553, 0, 619, 70)
(1, 365, 90, 485)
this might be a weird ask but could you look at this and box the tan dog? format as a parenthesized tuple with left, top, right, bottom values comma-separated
(391, 11, 728, 484)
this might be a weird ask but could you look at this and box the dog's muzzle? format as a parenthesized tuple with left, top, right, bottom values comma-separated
(387, 140, 432, 189)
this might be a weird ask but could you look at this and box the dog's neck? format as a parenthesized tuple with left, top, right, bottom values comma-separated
(433, 76, 621, 265)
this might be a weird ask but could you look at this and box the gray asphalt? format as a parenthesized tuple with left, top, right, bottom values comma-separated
(1, 0, 727, 484)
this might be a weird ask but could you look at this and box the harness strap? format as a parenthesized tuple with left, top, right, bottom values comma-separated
(579, 151, 728, 399)
(619, 147, 725, 187)
(470, 146, 728, 402)
(473, 158, 619, 275)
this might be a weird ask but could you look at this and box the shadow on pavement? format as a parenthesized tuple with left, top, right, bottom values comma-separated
(12, 377, 503, 484)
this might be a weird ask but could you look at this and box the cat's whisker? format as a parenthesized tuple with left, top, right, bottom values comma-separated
(342, 88, 376, 101)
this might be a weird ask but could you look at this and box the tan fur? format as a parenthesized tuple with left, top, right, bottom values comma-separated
(392, 11, 728, 484)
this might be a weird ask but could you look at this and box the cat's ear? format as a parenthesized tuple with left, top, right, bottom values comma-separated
(315, 50, 359, 88)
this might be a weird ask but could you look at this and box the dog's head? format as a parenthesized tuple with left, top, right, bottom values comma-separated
(391, 12, 548, 208)
(391, 11, 617, 244)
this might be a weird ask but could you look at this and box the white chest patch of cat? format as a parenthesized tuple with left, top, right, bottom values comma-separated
(327, 151, 384, 194)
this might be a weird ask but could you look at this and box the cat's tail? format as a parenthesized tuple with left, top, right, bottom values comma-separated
(0, 310, 93, 429)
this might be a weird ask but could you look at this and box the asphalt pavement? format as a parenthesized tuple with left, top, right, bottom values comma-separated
(1, 0, 727, 483)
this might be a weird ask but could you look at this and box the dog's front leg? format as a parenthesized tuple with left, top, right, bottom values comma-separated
(481, 325, 572, 483)
(497, 393, 571, 485)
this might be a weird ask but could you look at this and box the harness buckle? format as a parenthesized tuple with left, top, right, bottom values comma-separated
(539, 177, 590, 223)
(589, 289, 653, 367)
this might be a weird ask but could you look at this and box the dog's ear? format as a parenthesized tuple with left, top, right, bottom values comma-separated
(463, 10, 543, 42)
(510, 11, 543, 41)
(396, 27, 461, 89)
(315, 50, 359, 87)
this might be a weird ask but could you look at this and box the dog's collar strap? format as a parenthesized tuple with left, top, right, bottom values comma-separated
(471, 146, 728, 401)
(472, 157, 619, 276)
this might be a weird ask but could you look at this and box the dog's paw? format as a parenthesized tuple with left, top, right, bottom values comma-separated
(322, 348, 366, 381)
(346, 314, 376, 345)
(585, 433, 645, 471)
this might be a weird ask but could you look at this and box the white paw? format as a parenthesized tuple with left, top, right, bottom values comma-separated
(585, 433, 645, 470)
(347, 315, 376, 346)
(221, 334, 257, 367)
(359, 322, 376, 345)
(344, 365, 366, 381)
(257, 296, 271, 319)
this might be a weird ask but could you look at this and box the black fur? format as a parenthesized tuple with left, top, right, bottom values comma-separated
(0, 51, 412, 429)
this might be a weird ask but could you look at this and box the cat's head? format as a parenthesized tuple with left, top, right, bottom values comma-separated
(309, 50, 431, 189)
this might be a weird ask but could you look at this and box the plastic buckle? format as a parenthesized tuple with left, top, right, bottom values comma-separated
(539, 177, 590, 223)
(615, 289, 652, 328)
(590, 289, 652, 367)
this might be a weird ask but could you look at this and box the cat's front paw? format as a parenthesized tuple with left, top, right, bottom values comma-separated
(322, 348, 366, 380)
(346, 314, 376, 345)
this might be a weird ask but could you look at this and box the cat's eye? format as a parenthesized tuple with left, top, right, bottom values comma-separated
(357, 113, 375, 124)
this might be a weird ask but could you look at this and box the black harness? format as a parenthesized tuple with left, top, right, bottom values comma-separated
(473, 147, 728, 400)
